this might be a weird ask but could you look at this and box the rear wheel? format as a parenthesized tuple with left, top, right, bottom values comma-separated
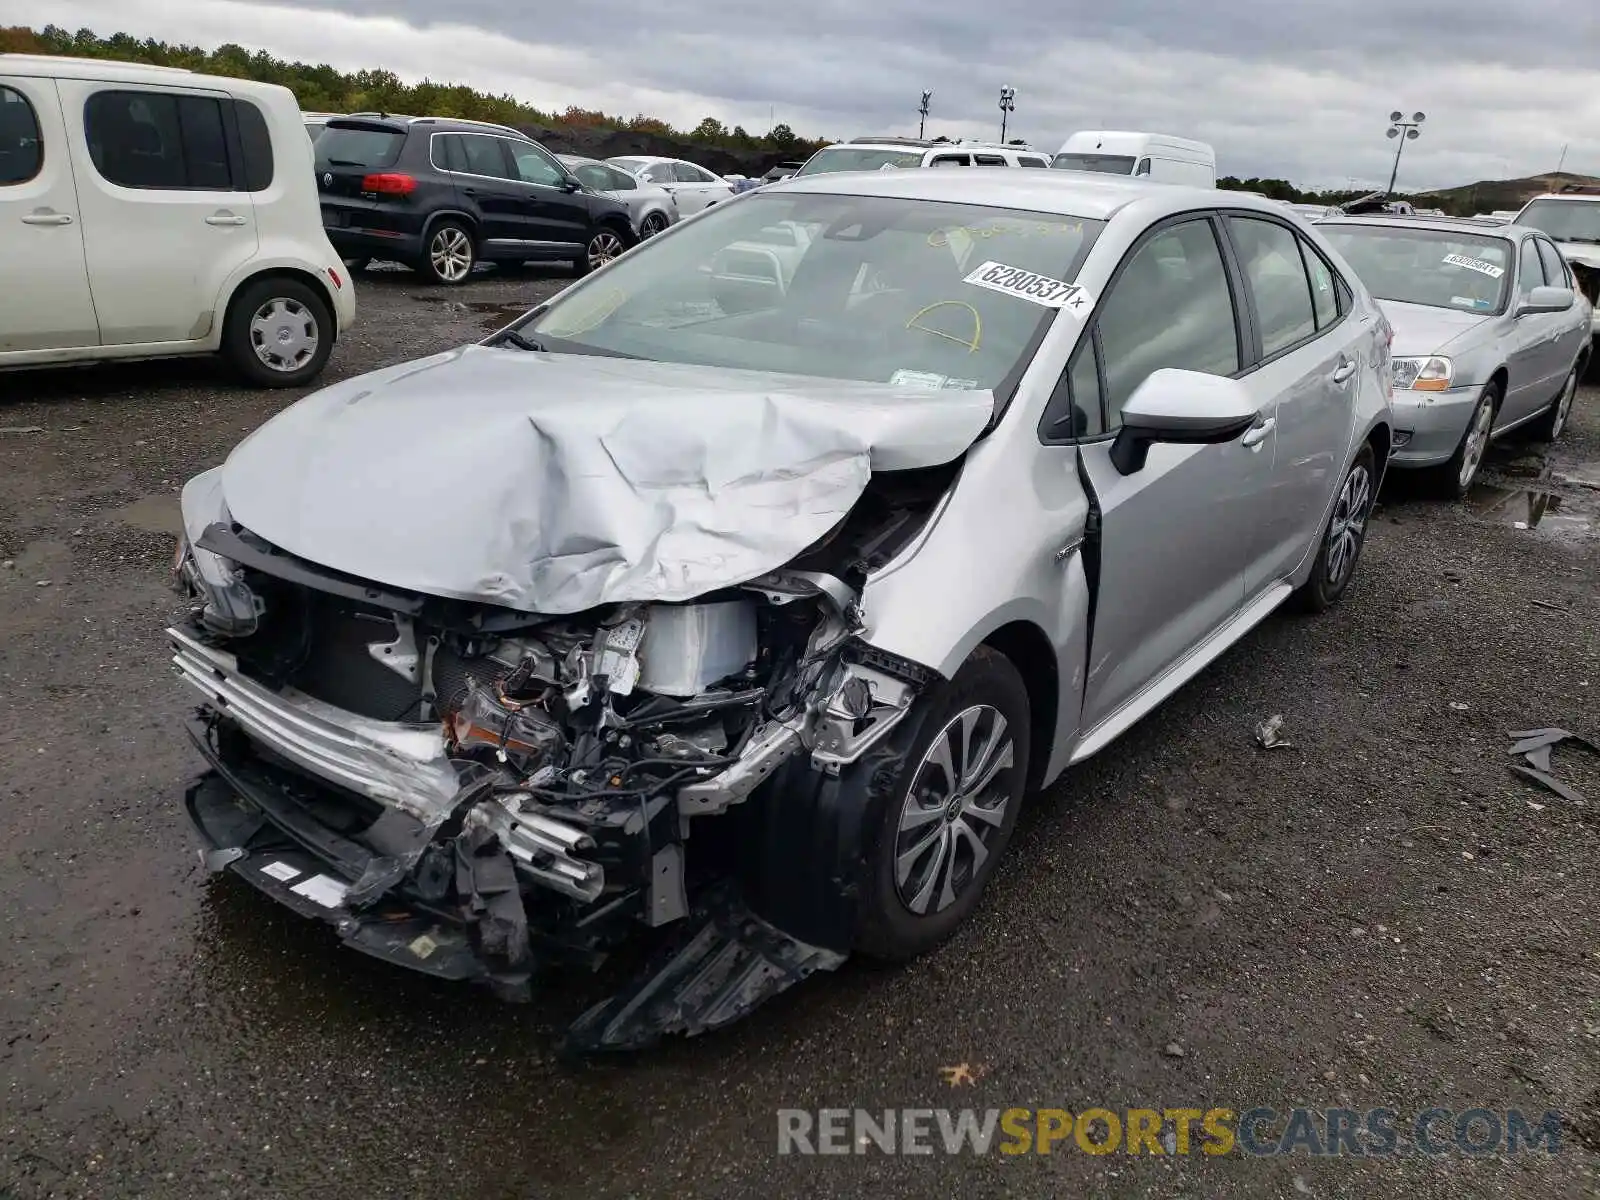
(221, 276, 334, 389)
(1292, 442, 1376, 613)
(418, 221, 475, 285)
(1425, 381, 1498, 500)
(1527, 363, 1579, 442)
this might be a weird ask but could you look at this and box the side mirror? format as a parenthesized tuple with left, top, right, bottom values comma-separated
(560, 177, 582, 193)
(1110, 369, 1260, 476)
(1515, 284, 1574, 317)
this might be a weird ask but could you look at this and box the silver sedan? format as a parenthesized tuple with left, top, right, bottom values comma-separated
(170, 171, 1393, 1039)
(557, 154, 679, 239)
(1319, 215, 1591, 496)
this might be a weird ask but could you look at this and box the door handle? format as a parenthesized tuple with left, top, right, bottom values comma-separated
(1240, 416, 1276, 449)
(1330, 359, 1357, 384)
(21, 210, 73, 226)
(205, 212, 247, 226)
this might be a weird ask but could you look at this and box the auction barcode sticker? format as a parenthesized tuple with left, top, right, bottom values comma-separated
(963, 260, 1093, 312)
(1442, 253, 1505, 279)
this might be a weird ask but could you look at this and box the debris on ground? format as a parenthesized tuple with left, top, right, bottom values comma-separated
(1507, 728, 1598, 804)
(0, 425, 45, 435)
(1254, 714, 1292, 750)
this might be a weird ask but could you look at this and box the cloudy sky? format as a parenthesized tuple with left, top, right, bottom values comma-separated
(33, 0, 1600, 191)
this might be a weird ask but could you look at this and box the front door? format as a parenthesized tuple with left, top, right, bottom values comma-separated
(1503, 236, 1554, 423)
(56, 80, 259, 346)
(1074, 216, 1267, 733)
(0, 76, 100, 353)
(503, 140, 590, 250)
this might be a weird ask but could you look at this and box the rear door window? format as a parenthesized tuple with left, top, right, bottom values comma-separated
(317, 124, 405, 169)
(0, 83, 43, 185)
(83, 90, 247, 191)
(974, 154, 1006, 166)
(929, 154, 970, 168)
(459, 134, 512, 180)
(1227, 216, 1318, 357)
(672, 161, 712, 183)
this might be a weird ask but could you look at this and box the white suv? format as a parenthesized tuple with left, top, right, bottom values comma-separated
(792, 137, 1052, 178)
(0, 55, 356, 388)
(1513, 186, 1600, 348)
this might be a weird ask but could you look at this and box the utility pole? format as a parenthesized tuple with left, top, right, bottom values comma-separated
(918, 89, 932, 139)
(1385, 110, 1425, 194)
(998, 86, 1016, 144)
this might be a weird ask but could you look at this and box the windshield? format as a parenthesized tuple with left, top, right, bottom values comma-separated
(1516, 199, 1600, 245)
(1320, 224, 1512, 314)
(794, 148, 925, 177)
(522, 193, 1103, 391)
(1052, 153, 1136, 174)
(315, 125, 404, 168)
(608, 156, 648, 173)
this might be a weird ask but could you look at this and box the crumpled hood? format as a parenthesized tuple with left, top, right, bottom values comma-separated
(1378, 300, 1492, 358)
(219, 347, 994, 614)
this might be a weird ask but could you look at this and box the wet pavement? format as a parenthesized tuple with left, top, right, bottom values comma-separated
(2, 267, 1599, 1199)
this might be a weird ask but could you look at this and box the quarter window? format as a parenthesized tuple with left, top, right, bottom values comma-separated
(1228, 216, 1317, 357)
(1097, 219, 1241, 426)
(0, 85, 43, 185)
(233, 99, 274, 191)
(84, 90, 238, 191)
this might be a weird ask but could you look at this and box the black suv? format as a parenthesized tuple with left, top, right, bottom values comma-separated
(314, 115, 636, 284)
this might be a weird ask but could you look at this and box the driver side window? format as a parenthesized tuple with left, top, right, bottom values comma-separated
(1517, 238, 1545, 297)
(509, 141, 566, 187)
(1095, 219, 1242, 428)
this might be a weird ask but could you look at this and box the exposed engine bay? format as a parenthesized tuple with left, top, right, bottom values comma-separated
(171, 463, 953, 1050)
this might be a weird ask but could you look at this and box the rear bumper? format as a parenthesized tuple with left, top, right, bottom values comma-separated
(1387, 385, 1480, 468)
(327, 226, 423, 262)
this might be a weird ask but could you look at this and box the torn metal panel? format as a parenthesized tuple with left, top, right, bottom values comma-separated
(560, 885, 847, 1054)
(1506, 727, 1597, 804)
(217, 347, 993, 614)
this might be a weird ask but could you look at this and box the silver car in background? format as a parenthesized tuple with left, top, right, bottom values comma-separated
(170, 172, 1392, 1047)
(557, 154, 680, 239)
(605, 155, 735, 214)
(1320, 215, 1591, 497)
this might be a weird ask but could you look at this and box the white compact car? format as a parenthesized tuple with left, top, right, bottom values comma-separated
(604, 156, 734, 215)
(0, 55, 356, 388)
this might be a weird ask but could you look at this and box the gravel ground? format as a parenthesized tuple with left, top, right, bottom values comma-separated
(2, 266, 1598, 1200)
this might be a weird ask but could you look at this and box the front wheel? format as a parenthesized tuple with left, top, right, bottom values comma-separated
(221, 277, 334, 389)
(639, 210, 669, 238)
(1292, 442, 1376, 613)
(573, 225, 631, 276)
(1425, 381, 1498, 499)
(854, 648, 1031, 961)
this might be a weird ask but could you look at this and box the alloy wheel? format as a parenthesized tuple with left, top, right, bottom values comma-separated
(1324, 461, 1372, 588)
(430, 227, 473, 282)
(1458, 399, 1494, 492)
(1551, 371, 1577, 440)
(587, 230, 625, 270)
(248, 297, 319, 373)
(640, 212, 668, 238)
(893, 705, 1016, 916)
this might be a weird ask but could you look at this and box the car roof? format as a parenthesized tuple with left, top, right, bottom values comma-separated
(1523, 191, 1600, 204)
(770, 168, 1287, 221)
(1319, 213, 1530, 239)
(0, 53, 292, 103)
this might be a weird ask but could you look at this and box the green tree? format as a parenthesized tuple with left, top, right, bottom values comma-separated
(692, 116, 727, 141)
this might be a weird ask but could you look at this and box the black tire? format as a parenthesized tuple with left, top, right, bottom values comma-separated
(572, 222, 633, 276)
(221, 276, 334, 389)
(1423, 381, 1498, 500)
(854, 648, 1032, 960)
(416, 220, 475, 285)
(1526, 362, 1580, 443)
(639, 211, 669, 239)
(1292, 441, 1377, 614)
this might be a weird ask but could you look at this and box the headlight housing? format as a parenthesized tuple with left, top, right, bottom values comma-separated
(177, 469, 263, 637)
(1391, 355, 1454, 392)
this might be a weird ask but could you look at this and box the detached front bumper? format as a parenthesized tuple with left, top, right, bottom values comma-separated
(1386, 385, 1481, 468)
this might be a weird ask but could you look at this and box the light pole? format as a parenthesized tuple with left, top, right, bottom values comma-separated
(918, 89, 933, 139)
(1385, 110, 1424, 193)
(998, 86, 1016, 144)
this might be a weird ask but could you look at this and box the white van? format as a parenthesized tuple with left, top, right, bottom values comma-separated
(1051, 131, 1216, 187)
(0, 54, 355, 387)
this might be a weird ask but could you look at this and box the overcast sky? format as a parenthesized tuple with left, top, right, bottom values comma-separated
(35, 0, 1600, 191)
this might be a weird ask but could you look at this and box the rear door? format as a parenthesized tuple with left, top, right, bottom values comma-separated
(1222, 213, 1365, 595)
(442, 132, 525, 246)
(670, 161, 726, 212)
(1073, 215, 1265, 731)
(57, 80, 259, 345)
(0, 74, 100, 353)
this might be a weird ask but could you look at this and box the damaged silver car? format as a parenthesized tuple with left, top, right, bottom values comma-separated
(171, 171, 1393, 1050)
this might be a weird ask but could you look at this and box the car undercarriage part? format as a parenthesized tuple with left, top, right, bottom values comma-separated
(170, 488, 947, 1043)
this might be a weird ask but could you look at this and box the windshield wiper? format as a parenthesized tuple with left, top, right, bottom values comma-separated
(491, 329, 546, 352)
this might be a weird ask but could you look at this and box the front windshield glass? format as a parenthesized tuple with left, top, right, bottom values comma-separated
(1320, 224, 1512, 314)
(793, 148, 924, 177)
(1516, 199, 1600, 245)
(1052, 153, 1135, 174)
(524, 193, 1103, 390)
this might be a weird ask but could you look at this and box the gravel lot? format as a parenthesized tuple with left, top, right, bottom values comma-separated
(2, 266, 1598, 1200)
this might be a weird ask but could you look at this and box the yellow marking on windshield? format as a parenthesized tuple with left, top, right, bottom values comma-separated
(540, 286, 629, 337)
(927, 220, 1083, 249)
(906, 301, 982, 353)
